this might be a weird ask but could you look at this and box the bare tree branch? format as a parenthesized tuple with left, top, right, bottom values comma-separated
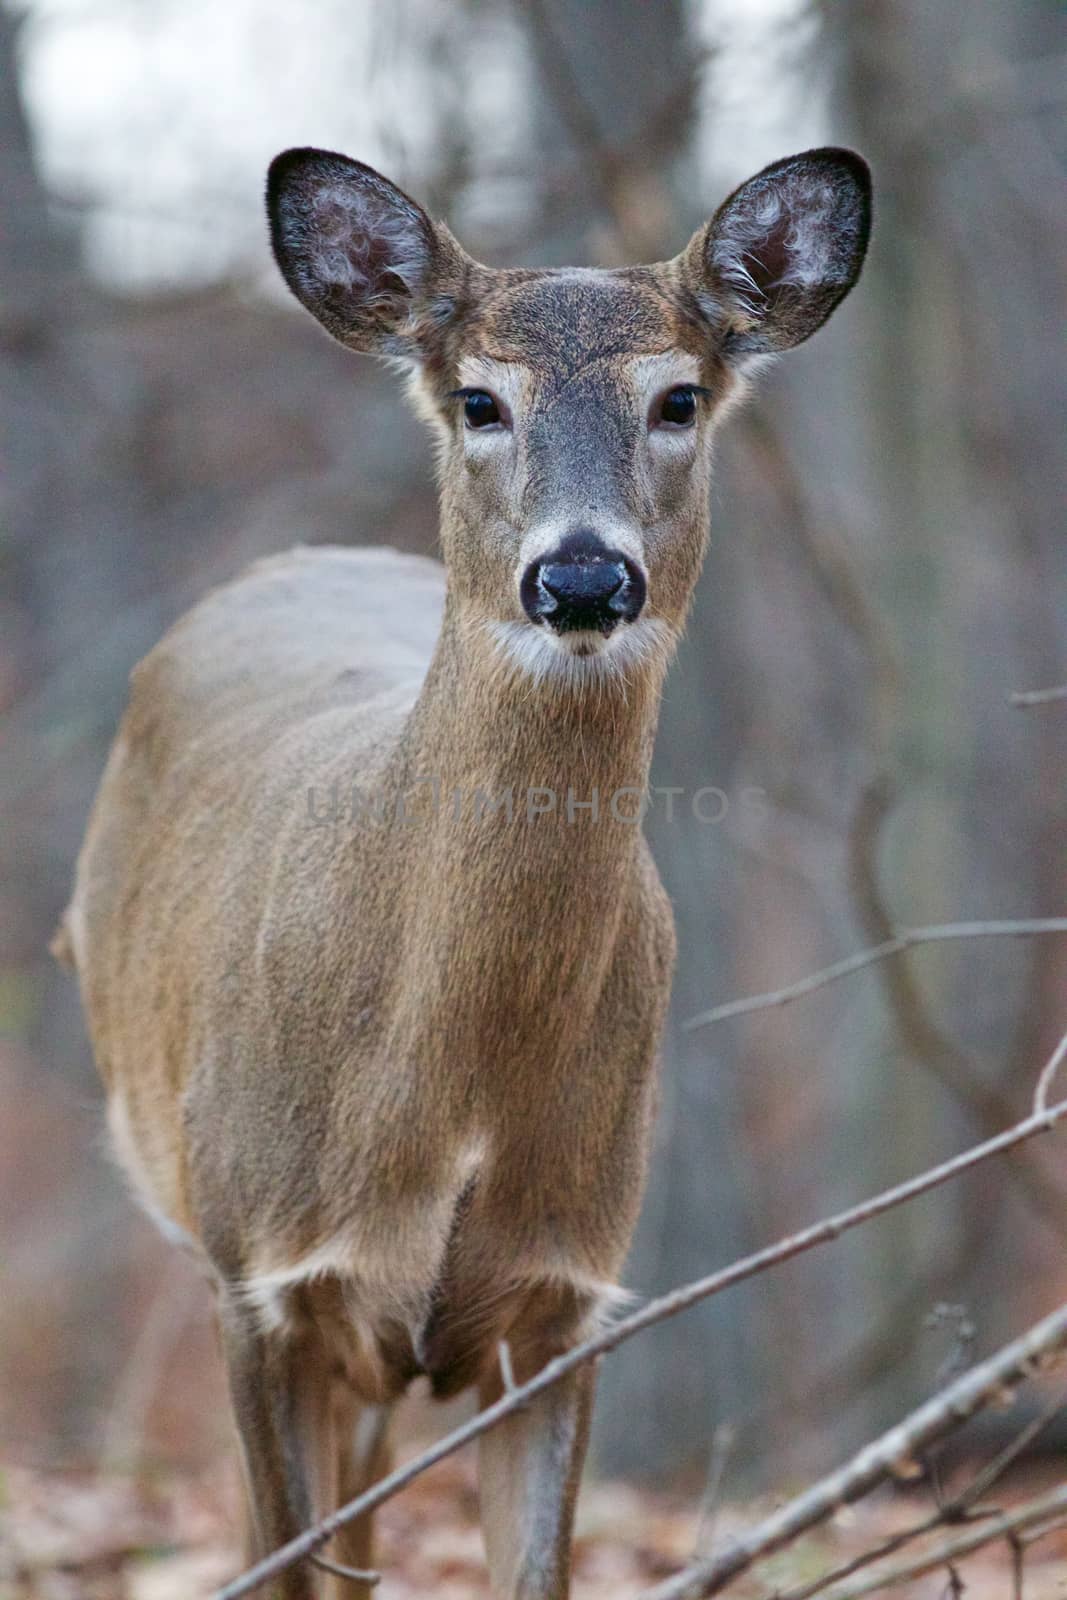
(637, 1306, 1067, 1600)
(214, 1030, 1067, 1600)
(846, 782, 1067, 1243)
(743, 412, 1067, 1245)
(684, 919, 1067, 1030)
(821, 1484, 1067, 1600)
(744, 405, 1067, 1362)
(517, 0, 704, 261)
(775, 1386, 1067, 1600)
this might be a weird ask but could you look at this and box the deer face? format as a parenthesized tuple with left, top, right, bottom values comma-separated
(268, 147, 870, 685)
(432, 267, 719, 679)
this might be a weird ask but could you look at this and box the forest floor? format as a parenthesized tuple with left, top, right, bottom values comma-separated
(2, 1451, 1065, 1600)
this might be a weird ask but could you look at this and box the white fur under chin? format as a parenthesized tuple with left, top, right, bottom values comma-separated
(486, 617, 675, 689)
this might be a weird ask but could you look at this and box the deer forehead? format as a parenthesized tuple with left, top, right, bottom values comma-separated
(455, 269, 709, 387)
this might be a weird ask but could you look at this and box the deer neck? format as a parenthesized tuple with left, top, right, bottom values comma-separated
(397, 596, 665, 836)
(380, 596, 668, 1062)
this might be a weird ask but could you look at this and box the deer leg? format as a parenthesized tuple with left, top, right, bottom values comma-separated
(477, 1359, 596, 1600)
(218, 1299, 324, 1600)
(315, 1393, 393, 1600)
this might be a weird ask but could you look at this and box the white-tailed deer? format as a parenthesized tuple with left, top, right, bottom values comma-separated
(58, 146, 870, 1597)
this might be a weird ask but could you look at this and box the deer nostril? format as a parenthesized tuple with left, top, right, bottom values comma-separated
(521, 547, 645, 633)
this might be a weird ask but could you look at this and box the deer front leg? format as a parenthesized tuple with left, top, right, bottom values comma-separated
(218, 1298, 322, 1600)
(317, 1396, 393, 1600)
(477, 1360, 596, 1600)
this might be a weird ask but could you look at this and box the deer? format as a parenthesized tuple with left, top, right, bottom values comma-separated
(57, 144, 870, 1597)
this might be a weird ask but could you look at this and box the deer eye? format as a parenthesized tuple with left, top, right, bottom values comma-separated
(462, 390, 501, 429)
(657, 386, 698, 428)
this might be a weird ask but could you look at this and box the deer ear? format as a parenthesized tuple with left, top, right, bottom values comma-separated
(684, 148, 871, 364)
(267, 147, 467, 358)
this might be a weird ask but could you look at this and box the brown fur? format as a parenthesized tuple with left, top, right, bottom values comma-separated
(60, 146, 869, 1597)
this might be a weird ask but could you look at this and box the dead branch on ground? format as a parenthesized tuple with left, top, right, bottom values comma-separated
(822, 1484, 1067, 1600)
(774, 1386, 1067, 1600)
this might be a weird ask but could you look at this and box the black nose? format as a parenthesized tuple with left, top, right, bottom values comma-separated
(521, 533, 646, 634)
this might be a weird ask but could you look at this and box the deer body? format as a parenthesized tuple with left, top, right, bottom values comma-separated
(62, 147, 870, 1597)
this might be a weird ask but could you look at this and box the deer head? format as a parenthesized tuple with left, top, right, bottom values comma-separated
(267, 146, 870, 686)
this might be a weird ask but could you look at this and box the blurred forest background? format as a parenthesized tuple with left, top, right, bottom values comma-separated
(1, 0, 1065, 1593)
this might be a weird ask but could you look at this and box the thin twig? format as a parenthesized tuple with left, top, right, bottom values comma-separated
(684, 919, 1067, 1030)
(1009, 683, 1067, 706)
(846, 784, 1067, 1244)
(308, 1552, 380, 1586)
(955, 1387, 1067, 1507)
(214, 1034, 1067, 1600)
(924, 1301, 976, 1387)
(776, 1509, 994, 1600)
(775, 1386, 1067, 1600)
(751, 415, 1067, 1238)
(819, 1485, 1067, 1600)
(692, 1423, 737, 1558)
(498, 1338, 517, 1394)
(1018, 1511, 1067, 1547)
(637, 1309, 1067, 1600)
(1033, 1028, 1067, 1113)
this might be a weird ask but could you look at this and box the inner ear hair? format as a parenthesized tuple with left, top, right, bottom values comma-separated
(267, 147, 445, 353)
(697, 147, 872, 359)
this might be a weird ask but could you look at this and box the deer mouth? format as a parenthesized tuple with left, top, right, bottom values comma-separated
(486, 614, 676, 687)
(556, 632, 609, 657)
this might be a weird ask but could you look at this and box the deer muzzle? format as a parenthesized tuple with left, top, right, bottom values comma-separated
(520, 530, 646, 636)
